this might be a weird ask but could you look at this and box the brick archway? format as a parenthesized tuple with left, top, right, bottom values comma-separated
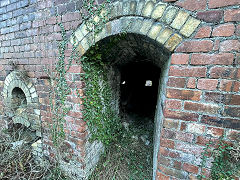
(2, 71, 41, 137)
(70, 1, 202, 179)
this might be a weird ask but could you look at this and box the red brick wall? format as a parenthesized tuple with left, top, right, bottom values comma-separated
(0, 0, 239, 179)
(158, 0, 240, 179)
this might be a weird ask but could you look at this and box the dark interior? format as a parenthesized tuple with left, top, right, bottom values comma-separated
(119, 61, 161, 123)
(12, 87, 27, 109)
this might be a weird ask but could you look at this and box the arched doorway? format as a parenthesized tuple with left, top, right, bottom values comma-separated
(68, 1, 201, 178)
(82, 33, 171, 178)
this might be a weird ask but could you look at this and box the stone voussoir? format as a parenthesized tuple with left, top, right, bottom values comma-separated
(156, 27, 174, 45)
(180, 17, 201, 37)
(165, 33, 183, 52)
(142, 1, 155, 17)
(140, 19, 154, 35)
(148, 23, 163, 40)
(151, 2, 168, 20)
(171, 10, 189, 30)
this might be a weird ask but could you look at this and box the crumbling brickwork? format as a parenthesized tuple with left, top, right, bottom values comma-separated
(0, 0, 239, 179)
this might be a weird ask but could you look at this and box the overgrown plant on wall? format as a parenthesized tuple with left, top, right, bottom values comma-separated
(47, 0, 123, 160)
(198, 137, 240, 180)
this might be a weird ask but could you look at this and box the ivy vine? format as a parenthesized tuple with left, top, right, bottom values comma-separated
(48, 0, 126, 153)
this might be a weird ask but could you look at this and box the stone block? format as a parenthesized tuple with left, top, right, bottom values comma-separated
(129, 17, 144, 33)
(122, 1, 130, 15)
(165, 33, 182, 51)
(140, 19, 154, 35)
(142, 1, 155, 17)
(180, 17, 201, 37)
(151, 3, 167, 20)
(148, 23, 163, 39)
(156, 28, 173, 45)
(110, 2, 122, 18)
(129, 1, 137, 14)
(75, 29, 84, 42)
(161, 6, 178, 25)
(80, 37, 90, 52)
(136, 0, 145, 15)
(111, 19, 122, 35)
(80, 24, 89, 37)
(77, 44, 86, 56)
(171, 10, 189, 30)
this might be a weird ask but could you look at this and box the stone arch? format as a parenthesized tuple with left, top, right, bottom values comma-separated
(70, 1, 201, 54)
(2, 71, 41, 137)
(70, 0, 202, 178)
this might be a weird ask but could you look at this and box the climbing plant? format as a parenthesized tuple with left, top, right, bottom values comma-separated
(47, 0, 127, 154)
(198, 137, 240, 180)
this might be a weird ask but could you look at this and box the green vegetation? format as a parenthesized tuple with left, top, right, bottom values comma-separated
(198, 138, 240, 180)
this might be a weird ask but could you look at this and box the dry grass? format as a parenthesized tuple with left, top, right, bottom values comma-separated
(0, 124, 68, 180)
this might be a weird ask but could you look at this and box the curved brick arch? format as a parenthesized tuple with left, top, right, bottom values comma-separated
(70, 0, 201, 54)
(69, 0, 203, 179)
(2, 71, 41, 137)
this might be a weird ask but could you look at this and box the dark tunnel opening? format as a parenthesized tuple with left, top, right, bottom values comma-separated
(119, 61, 161, 125)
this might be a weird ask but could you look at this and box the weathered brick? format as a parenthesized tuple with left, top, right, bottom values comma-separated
(209, 0, 240, 8)
(191, 53, 234, 65)
(209, 67, 236, 79)
(164, 109, 199, 122)
(175, 142, 204, 155)
(162, 129, 176, 139)
(184, 101, 219, 114)
(212, 23, 235, 37)
(160, 138, 175, 149)
(205, 92, 224, 104)
(163, 0, 178, 2)
(167, 88, 202, 101)
(163, 119, 179, 129)
(183, 163, 199, 174)
(207, 127, 224, 137)
(169, 66, 207, 77)
(173, 161, 182, 170)
(213, 39, 220, 51)
(224, 94, 240, 105)
(197, 79, 218, 90)
(220, 40, 240, 52)
(156, 171, 170, 180)
(175, 0, 206, 11)
(7, 3, 17, 12)
(166, 99, 182, 110)
(194, 26, 212, 39)
(224, 9, 240, 22)
(1, 0, 10, 7)
(201, 115, 240, 130)
(167, 77, 186, 88)
(175, 131, 194, 143)
(187, 123, 206, 135)
(20, 22, 31, 30)
(220, 80, 233, 92)
(233, 81, 240, 92)
(169, 151, 180, 158)
(227, 130, 240, 141)
(187, 78, 196, 89)
(159, 165, 187, 179)
(171, 53, 189, 64)
(197, 10, 223, 23)
(236, 24, 240, 36)
(159, 147, 170, 157)
(176, 40, 213, 53)
(158, 156, 171, 167)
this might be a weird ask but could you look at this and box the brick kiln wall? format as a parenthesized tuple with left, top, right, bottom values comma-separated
(0, 0, 239, 179)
